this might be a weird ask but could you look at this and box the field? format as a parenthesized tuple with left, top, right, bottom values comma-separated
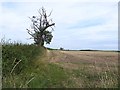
(47, 50, 118, 88)
(2, 44, 118, 88)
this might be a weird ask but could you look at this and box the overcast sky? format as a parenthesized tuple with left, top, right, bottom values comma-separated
(0, 0, 119, 50)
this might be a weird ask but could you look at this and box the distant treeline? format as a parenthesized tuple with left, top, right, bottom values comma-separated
(47, 47, 119, 52)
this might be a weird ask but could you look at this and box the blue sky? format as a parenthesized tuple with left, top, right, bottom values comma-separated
(0, 0, 118, 50)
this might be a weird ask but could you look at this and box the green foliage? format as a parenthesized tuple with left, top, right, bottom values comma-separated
(28, 63, 68, 88)
(2, 42, 69, 88)
(44, 31, 53, 44)
(2, 42, 44, 76)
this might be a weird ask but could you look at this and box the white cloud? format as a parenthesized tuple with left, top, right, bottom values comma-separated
(1, 1, 118, 50)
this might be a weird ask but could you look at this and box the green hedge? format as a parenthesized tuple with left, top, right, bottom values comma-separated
(2, 44, 44, 76)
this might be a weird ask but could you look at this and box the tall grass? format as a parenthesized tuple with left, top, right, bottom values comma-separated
(2, 38, 46, 88)
(66, 60, 118, 88)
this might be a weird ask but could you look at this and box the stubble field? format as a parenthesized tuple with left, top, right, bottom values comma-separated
(47, 50, 118, 88)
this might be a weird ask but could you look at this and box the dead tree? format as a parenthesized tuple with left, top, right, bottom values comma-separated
(26, 7, 55, 46)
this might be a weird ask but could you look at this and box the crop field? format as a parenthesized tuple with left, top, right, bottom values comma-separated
(47, 50, 118, 88)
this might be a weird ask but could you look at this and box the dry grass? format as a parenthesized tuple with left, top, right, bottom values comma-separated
(47, 50, 118, 88)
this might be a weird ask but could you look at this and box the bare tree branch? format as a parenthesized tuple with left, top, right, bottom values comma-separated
(44, 23, 55, 30)
(26, 29, 35, 38)
(48, 10, 53, 17)
(26, 7, 55, 46)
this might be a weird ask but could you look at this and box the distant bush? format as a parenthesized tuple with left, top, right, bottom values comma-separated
(60, 47, 64, 50)
(80, 49, 99, 51)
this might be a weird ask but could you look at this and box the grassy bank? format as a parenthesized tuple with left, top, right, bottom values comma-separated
(2, 42, 46, 88)
(2, 42, 118, 88)
(2, 43, 70, 88)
